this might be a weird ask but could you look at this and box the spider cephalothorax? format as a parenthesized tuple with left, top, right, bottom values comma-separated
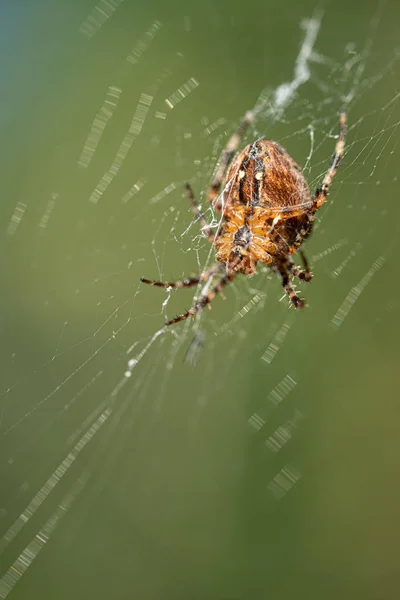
(141, 111, 346, 324)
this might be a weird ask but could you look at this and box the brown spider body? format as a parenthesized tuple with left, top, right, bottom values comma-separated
(215, 140, 311, 275)
(141, 112, 346, 325)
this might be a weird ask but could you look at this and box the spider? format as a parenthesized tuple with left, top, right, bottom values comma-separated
(141, 110, 346, 325)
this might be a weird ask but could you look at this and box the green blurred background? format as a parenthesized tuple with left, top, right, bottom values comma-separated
(1, 0, 400, 598)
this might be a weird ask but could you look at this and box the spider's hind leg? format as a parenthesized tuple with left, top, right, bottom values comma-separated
(277, 262, 306, 309)
(289, 250, 313, 283)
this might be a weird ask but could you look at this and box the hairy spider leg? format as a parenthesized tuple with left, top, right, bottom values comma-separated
(269, 113, 346, 293)
(264, 114, 346, 243)
(314, 112, 347, 210)
(166, 273, 235, 325)
(293, 112, 347, 250)
(287, 260, 312, 282)
(207, 111, 254, 212)
(185, 108, 255, 232)
(299, 249, 312, 280)
(285, 250, 313, 284)
(184, 182, 215, 243)
(276, 262, 305, 308)
(140, 264, 222, 289)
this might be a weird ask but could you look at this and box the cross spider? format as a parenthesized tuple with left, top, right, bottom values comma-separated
(141, 111, 346, 325)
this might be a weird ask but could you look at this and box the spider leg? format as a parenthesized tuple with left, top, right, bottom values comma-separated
(288, 264, 312, 283)
(292, 112, 347, 250)
(208, 111, 254, 212)
(288, 250, 313, 282)
(299, 250, 312, 280)
(140, 264, 222, 289)
(313, 112, 346, 210)
(185, 182, 215, 243)
(268, 114, 346, 228)
(166, 273, 235, 325)
(277, 262, 305, 308)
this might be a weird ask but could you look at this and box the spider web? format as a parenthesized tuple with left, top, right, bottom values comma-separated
(1, 2, 400, 598)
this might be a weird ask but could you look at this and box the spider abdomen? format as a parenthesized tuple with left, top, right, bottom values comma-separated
(222, 139, 311, 212)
